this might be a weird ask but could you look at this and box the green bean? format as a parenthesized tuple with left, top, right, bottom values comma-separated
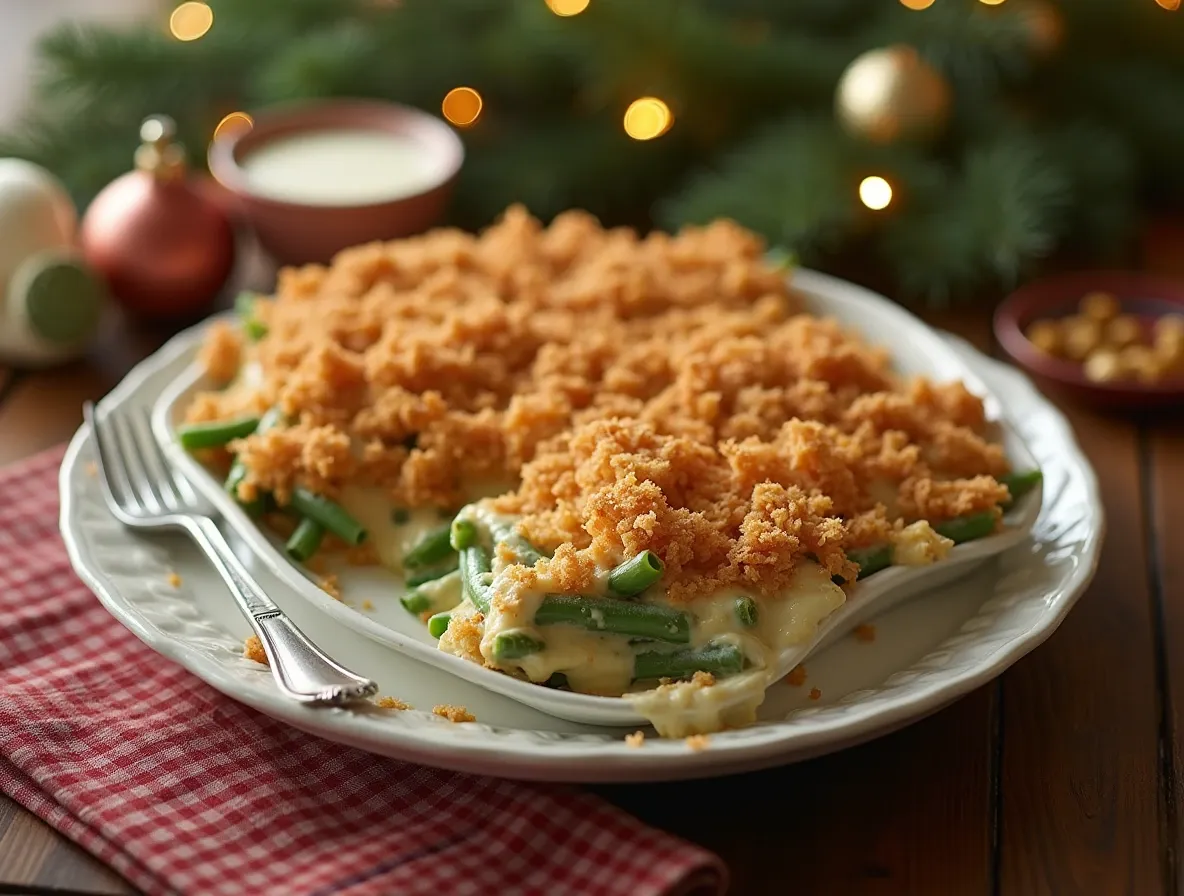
(934, 511, 998, 545)
(848, 544, 894, 580)
(450, 518, 479, 551)
(489, 518, 548, 567)
(998, 469, 1042, 510)
(289, 488, 368, 546)
(427, 612, 452, 638)
(244, 319, 267, 341)
(764, 247, 797, 271)
(402, 524, 455, 569)
(178, 415, 261, 451)
(402, 591, 432, 615)
(608, 551, 664, 597)
(460, 545, 493, 613)
(735, 596, 759, 627)
(633, 641, 745, 682)
(285, 517, 325, 563)
(406, 559, 458, 587)
(235, 291, 267, 341)
(535, 595, 691, 644)
(492, 631, 546, 661)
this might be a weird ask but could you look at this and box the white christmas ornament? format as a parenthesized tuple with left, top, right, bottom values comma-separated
(0, 159, 105, 366)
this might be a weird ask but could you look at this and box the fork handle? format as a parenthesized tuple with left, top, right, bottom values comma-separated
(185, 517, 378, 705)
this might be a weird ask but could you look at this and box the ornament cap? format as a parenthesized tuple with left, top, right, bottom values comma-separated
(9, 249, 106, 347)
(135, 115, 187, 181)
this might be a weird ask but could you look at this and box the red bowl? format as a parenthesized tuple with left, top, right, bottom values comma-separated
(208, 99, 464, 266)
(994, 270, 1184, 411)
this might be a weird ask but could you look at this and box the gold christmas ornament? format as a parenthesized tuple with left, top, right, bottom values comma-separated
(835, 46, 951, 144)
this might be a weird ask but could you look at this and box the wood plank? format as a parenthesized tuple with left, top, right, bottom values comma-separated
(1150, 420, 1184, 890)
(997, 406, 1162, 893)
(0, 309, 167, 467)
(600, 688, 997, 895)
(0, 361, 115, 467)
(0, 797, 132, 895)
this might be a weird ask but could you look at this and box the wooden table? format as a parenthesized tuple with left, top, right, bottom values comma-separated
(1, 248, 1182, 896)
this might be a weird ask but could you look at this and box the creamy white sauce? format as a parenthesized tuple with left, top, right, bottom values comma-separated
(631, 562, 846, 737)
(241, 130, 442, 206)
(337, 493, 851, 737)
(416, 569, 462, 613)
(336, 486, 457, 578)
(891, 520, 953, 566)
(630, 668, 768, 739)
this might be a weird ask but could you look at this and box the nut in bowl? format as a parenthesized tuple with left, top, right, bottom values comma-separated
(995, 271, 1184, 410)
(208, 99, 464, 265)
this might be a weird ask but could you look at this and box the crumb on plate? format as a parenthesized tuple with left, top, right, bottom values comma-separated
(166, 572, 182, 588)
(346, 542, 381, 566)
(376, 696, 412, 711)
(625, 730, 646, 748)
(808, 687, 822, 701)
(85, 460, 98, 477)
(243, 635, 268, 666)
(362, 599, 375, 611)
(685, 734, 710, 751)
(784, 665, 807, 686)
(433, 704, 475, 723)
(319, 574, 342, 600)
(854, 623, 876, 643)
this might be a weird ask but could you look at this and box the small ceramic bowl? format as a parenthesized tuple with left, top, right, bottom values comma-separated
(994, 270, 1184, 410)
(208, 99, 464, 265)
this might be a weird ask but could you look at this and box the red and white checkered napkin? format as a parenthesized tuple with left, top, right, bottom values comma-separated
(0, 446, 727, 896)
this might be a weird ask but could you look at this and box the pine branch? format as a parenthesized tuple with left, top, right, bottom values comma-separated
(455, 115, 687, 229)
(657, 117, 865, 259)
(879, 133, 1071, 304)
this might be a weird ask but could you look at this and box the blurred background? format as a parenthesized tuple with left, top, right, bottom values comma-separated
(2, 0, 1184, 310)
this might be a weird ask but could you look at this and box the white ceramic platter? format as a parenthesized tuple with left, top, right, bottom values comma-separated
(61, 269, 1104, 782)
(149, 271, 1041, 727)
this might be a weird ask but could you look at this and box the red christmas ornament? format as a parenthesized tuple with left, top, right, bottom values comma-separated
(81, 115, 234, 322)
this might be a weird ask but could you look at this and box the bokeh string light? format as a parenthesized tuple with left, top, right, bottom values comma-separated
(169, 2, 213, 40)
(442, 87, 483, 127)
(859, 176, 893, 210)
(623, 98, 673, 141)
(212, 112, 254, 142)
(899, 0, 936, 9)
(1155, 0, 1180, 10)
(978, 0, 1007, 5)
(546, 0, 591, 15)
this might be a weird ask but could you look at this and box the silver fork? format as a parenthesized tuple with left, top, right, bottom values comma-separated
(84, 401, 378, 706)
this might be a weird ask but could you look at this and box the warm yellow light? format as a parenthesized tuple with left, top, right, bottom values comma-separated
(900, 0, 936, 8)
(169, 2, 213, 41)
(623, 98, 673, 141)
(978, 0, 1007, 5)
(213, 112, 254, 142)
(1155, 0, 1180, 10)
(859, 176, 893, 210)
(442, 87, 483, 127)
(546, 0, 591, 15)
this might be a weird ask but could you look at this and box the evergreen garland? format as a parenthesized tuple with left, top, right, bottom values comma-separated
(2, 0, 1180, 303)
